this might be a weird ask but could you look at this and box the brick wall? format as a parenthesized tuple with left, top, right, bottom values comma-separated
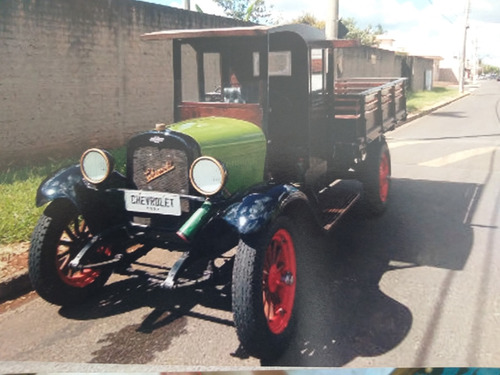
(0, 0, 248, 167)
(335, 45, 434, 91)
(336, 46, 404, 79)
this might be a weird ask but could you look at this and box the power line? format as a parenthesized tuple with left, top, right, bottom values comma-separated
(427, 0, 457, 24)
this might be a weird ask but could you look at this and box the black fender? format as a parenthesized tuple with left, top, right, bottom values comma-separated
(36, 164, 84, 208)
(222, 184, 312, 235)
(36, 164, 128, 233)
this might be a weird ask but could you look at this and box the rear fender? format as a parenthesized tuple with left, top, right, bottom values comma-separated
(222, 184, 311, 235)
(36, 165, 128, 233)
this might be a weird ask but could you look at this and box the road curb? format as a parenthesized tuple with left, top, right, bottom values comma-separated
(0, 271, 32, 302)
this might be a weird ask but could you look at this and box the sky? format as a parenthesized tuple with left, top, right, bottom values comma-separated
(141, 0, 500, 68)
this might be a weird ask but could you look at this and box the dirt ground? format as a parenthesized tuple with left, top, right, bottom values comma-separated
(0, 242, 29, 282)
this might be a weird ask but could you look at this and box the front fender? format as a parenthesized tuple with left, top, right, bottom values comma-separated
(36, 164, 84, 208)
(222, 184, 310, 235)
(36, 164, 128, 232)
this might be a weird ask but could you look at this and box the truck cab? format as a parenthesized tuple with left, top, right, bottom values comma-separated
(145, 24, 336, 187)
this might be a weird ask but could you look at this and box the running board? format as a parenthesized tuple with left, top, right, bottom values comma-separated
(317, 179, 362, 231)
(321, 193, 360, 231)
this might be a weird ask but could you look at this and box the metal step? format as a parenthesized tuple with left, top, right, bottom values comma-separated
(317, 179, 362, 231)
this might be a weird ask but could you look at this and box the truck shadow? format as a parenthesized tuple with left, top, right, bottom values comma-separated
(266, 177, 478, 366)
(59, 259, 235, 322)
(59, 263, 237, 364)
(60, 177, 479, 366)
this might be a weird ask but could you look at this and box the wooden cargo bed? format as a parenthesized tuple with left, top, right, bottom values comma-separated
(333, 78, 407, 143)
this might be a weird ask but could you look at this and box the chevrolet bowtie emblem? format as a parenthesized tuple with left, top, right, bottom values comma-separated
(149, 136, 165, 144)
(145, 161, 175, 183)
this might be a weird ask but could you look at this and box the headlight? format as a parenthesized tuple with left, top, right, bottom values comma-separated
(189, 156, 227, 196)
(80, 148, 114, 184)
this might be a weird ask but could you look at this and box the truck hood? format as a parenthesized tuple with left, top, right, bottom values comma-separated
(169, 116, 267, 195)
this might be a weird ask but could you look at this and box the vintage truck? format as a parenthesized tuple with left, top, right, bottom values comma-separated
(29, 24, 406, 360)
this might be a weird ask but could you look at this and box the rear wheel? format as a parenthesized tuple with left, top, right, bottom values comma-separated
(232, 216, 298, 359)
(29, 200, 113, 306)
(361, 140, 391, 216)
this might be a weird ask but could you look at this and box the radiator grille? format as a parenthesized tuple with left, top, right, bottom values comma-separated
(131, 146, 190, 211)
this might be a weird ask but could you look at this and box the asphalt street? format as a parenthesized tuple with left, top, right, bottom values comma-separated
(1, 80, 500, 371)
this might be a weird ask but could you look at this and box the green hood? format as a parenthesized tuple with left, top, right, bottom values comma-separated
(169, 117, 267, 195)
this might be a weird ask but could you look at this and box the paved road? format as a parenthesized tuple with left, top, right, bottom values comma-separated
(1, 81, 500, 370)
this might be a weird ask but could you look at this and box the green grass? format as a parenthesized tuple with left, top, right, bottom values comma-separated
(406, 86, 460, 113)
(0, 148, 126, 245)
(0, 180, 47, 245)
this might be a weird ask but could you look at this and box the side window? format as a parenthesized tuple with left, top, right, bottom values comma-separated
(181, 49, 223, 102)
(181, 44, 199, 102)
(253, 52, 260, 77)
(310, 48, 328, 94)
(269, 51, 292, 76)
(203, 53, 222, 102)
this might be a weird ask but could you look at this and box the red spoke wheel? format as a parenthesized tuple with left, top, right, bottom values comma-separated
(29, 200, 113, 306)
(55, 216, 111, 288)
(263, 229, 296, 334)
(379, 151, 390, 203)
(233, 216, 299, 360)
(361, 139, 391, 216)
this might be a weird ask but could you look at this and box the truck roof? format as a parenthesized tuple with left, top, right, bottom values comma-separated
(141, 23, 328, 45)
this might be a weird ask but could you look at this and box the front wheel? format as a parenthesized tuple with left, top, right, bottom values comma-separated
(232, 216, 298, 359)
(360, 140, 391, 216)
(29, 200, 113, 306)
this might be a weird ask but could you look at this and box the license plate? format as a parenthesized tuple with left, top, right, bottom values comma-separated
(124, 190, 181, 216)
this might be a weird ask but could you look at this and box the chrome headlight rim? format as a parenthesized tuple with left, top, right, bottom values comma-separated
(80, 148, 114, 185)
(189, 156, 227, 196)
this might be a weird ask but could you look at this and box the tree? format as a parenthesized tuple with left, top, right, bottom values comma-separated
(341, 17, 385, 46)
(481, 63, 500, 75)
(212, 0, 273, 24)
(290, 14, 382, 45)
(291, 12, 325, 30)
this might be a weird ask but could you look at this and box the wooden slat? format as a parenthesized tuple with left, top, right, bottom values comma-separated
(179, 102, 263, 127)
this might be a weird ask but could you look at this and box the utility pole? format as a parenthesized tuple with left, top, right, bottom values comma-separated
(184, 0, 190, 11)
(459, 0, 470, 93)
(326, 0, 339, 40)
(472, 37, 478, 83)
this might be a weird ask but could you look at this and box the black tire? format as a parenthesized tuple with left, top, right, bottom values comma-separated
(28, 200, 113, 306)
(232, 216, 299, 360)
(361, 140, 391, 216)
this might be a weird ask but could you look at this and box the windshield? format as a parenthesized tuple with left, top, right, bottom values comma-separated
(180, 38, 266, 105)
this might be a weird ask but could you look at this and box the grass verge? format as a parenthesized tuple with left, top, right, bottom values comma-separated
(406, 86, 461, 113)
(0, 148, 126, 245)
